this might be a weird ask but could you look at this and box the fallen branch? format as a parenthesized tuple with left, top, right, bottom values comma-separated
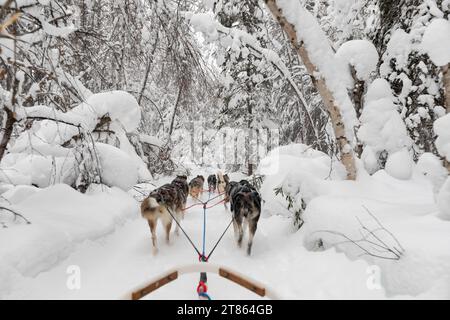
(0, 205, 31, 226)
(312, 207, 404, 260)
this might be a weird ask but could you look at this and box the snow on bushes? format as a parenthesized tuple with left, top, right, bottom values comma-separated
(385, 148, 413, 180)
(414, 152, 448, 195)
(257, 144, 346, 221)
(434, 113, 450, 162)
(379, 29, 413, 76)
(22, 105, 93, 131)
(0, 90, 150, 191)
(95, 143, 139, 191)
(86, 91, 141, 133)
(421, 18, 450, 66)
(358, 78, 412, 173)
(109, 122, 152, 182)
(18, 90, 142, 134)
(335, 39, 378, 84)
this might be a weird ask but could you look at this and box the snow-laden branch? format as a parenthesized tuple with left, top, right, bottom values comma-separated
(23, 105, 86, 128)
(266, 0, 359, 139)
(185, 12, 319, 142)
(264, 0, 358, 180)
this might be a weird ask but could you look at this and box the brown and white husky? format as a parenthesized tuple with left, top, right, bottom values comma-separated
(140, 175, 188, 254)
(217, 171, 229, 194)
(189, 175, 205, 199)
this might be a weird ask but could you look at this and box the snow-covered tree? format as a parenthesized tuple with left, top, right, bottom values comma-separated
(212, 0, 277, 174)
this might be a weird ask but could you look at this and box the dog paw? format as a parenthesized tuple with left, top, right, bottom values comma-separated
(152, 247, 159, 255)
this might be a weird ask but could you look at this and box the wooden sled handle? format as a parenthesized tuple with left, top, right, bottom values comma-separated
(127, 263, 279, 300)
(131, 271, 178, 300)
(219, 268, 265, 297)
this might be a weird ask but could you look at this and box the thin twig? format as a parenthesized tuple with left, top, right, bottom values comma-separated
(0, 206, 31, 224)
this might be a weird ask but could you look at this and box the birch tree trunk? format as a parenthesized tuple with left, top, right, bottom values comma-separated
(443, 64, 450, 114)
(442, 63, 450, 172)
(264, 0, 357, 180)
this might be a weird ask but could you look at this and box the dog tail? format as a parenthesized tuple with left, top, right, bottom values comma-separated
(141, 196, 160, 214)
(147, 197, 159, 209)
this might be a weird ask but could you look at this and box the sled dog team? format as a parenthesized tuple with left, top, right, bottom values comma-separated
(140, 172, 261, 256)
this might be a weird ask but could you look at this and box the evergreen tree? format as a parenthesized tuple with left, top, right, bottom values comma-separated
(213, 0, 276, 174)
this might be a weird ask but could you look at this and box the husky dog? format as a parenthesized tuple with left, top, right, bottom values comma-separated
(189, 175, 205, 199)
(225, 180, 238, 204)
(227, 180, 261, 255)
(172, 175, 189, 199)
(140, 175, 188, 254)
(217, 171, 229, 194)
(207, 174, 217, 193)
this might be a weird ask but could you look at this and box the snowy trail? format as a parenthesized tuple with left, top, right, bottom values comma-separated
(2, 189, 385, 300)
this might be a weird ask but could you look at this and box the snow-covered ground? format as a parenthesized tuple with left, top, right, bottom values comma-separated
(0, 185, 383, 300)
(1, 161, 449, 300)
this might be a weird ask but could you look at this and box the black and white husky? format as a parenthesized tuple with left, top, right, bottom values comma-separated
(226, 180, 261, 255)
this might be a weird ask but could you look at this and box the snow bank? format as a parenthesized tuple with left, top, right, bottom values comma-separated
(0, 185, 40, 204)
(438, 178, 450, 220)
(0, 184, 138, 298)
(421, 18, 450, 66)
(300, 170, 450, 298)
(95, 143, 139, 191)
(255, 139, 449, 298)
(0, 154, 76, 187)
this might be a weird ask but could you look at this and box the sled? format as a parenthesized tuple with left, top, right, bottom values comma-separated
(123, 262, 280, 300)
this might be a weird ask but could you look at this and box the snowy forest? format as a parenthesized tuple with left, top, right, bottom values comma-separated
(0, 0, 449, 300)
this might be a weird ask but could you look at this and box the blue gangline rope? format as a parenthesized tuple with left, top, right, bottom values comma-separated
(198, 192, 211, 300)
(202, 203, 207, 260)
